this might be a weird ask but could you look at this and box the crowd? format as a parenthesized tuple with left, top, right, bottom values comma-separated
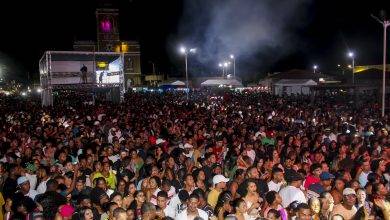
(0, 90, 389, 220)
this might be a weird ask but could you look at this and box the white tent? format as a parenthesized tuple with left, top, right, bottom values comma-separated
(159, 80, 185, 87)
(201, 78, 243, 87)
(274, 79, 317, 95)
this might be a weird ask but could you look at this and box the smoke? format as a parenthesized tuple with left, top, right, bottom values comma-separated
(177, 0, 311, 75)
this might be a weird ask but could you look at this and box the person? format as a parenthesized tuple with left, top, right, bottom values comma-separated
(242, 179, 261, 219)
(129, 191, 145, 220)
(331, 178, 346, 205)
(99, 71, 105, 83)
(304, 163, 322, 189)
(175, 193, 208, 220)
(76, 207, 95, 220)
(16, 176, 38, 200)
(112, 207, 127, 220)
(308, 197, 321, 220)
(192, 188, 213, 218)
(267, 208, 282, 220)
(237, 166, 269, 198)
(231, 198, 249, 220)
(263, 191, 287, 220)
(279, 171, 307, 208)
(214, 191, 233, 220)
(358, 159, 372, 188)
(308, 171, 335, 195)
(356, 188, 372, 215)
(296, 203, 312, 220)
(81, 64, 88, 84)
(93, 162, 117, 190)
(319, 192, 334, 219)
(36, 166, 51, 194)
(156, 190, 175, 218)
(141, 202, 157, 220)
(267, 167, 284, 192)
(330, 188, 357, 220)
(208, 174, 229, 209)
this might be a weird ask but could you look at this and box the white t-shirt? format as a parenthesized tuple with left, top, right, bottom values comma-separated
(25, 173, 37, 190)
(175, 208, 208, 220)
(37, 178, 50, 194)
(246, 149, 256, 162)
(279, 185, 307, 208)
(164, 206, 176, 219)
(26, 189, 38, 200)
(358, 171, 371, 187)
(268, 180, 282, 192)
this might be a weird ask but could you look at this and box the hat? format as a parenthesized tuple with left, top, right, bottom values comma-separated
(59, 205, 75, 217)
(308, 184, 325, 195)
(25, 162, 37, 173)
(343, 188, 356, 196)
(212, 175, 229, 185)
(285, 171, 303, 182)
(17, 176, 29, 185)
(320, 172, 335, 181)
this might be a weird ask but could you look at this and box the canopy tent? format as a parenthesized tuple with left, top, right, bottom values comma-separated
(158, 80, 185, 87)
(274, 79, 317, 95)
(200, 78, 243, 87)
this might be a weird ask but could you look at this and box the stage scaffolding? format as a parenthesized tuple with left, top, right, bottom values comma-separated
(39, 51, 125, 106)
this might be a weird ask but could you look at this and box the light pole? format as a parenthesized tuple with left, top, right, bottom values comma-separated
(313, 65, 318, 74)
(230, 54, 236, 77)
(180, 46, 196, 100)
(223, 62, 230, 77)
(219, 63, 224, 76)
(348, 52, 355, 84)
(372, 13, 390, 117)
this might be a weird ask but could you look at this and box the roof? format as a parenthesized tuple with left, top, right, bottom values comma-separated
(355, 68, 390, 80)
(45, 51, 121, 62)
(201, 79, 243, 87)
(274, 79, 317, 86)
(159, 80, 185, 86)
(269, 69, 330, 80)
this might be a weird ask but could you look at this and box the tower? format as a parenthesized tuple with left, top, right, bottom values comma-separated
(96, 8, 120, 52)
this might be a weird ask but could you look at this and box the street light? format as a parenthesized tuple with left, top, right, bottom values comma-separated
(219, 63, 224, 76)
(230, 54, 236, 77)
(372, 12, 390, 117)
(348, 51, 355, 84)
(223, 62, 230, 77)
(313, 65, 318, 73)
(179, 46, 196, 100)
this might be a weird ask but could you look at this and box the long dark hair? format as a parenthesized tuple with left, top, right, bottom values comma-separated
(76, 207, 94, 220)
(214, 191, 233, 217)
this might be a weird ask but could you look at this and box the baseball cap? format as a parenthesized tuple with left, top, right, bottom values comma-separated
(343, 188, 356, 196)
(212, 175, 229, 185)
(320, 172, 335, 181)
(17, 176, 29, 186)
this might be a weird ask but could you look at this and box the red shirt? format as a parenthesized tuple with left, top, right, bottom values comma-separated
(304, 175, 320, 189)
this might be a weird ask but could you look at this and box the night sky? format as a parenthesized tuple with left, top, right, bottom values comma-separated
(0, 0, 389, 83)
